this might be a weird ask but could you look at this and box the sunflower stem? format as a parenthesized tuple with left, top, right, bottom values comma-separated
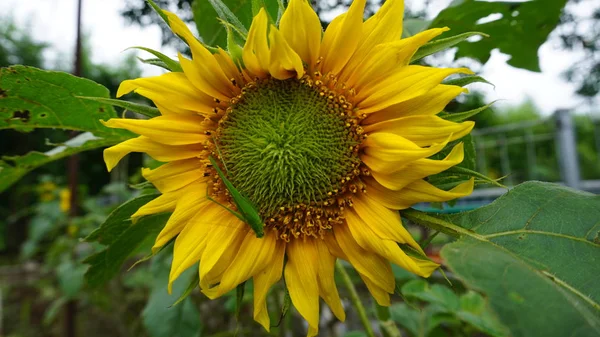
(335, 261, 376, 337)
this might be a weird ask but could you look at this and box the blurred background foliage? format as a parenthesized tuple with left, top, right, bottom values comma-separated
(0, 0, 599, 337)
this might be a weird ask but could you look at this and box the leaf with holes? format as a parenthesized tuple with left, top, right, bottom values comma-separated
(404, 182, 600, 337)
(0, 66, 134, 193)
(430, 0, 568, 71)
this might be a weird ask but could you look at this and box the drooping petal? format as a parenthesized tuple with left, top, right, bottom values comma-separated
(363, 84, 467, 124)
(364, 115, 474, 146)
(167, 206, 213, 292)
(141, 159, 206, 193)
(360, 274, 391, 306)
(284, 238, 320, 335)
(117, 72, 216, 115)
(268, 26, 304, 79)
(333, 223, 395, 293)
(103, 136, 203, 172)
(356, 66, 473, 114)
(361, 133, 449, 173)
(199, 212, 248, 285)
(101, 115, 209, 146)
(369, 142, 465, 191)
(163, 10, 237, 98)
(131, 191, 179, 219)
(351, 192, 422, 252)
(243, 9, 271, 78)
(345, 208, 438, 277)
(280, 0, 322, 69)
(370, 178, 475, 210)
(154, 183, 209, 250)
(203, 230, 279, 298)
(320, 0, 366, 75)
(315, 239, 345, 321)
(253, 241, 286, 330)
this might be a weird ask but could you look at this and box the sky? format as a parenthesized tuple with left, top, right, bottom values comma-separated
(0, 0, 597, 116)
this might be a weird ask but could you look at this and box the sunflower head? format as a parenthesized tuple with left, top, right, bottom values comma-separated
(102, 0, 476, 335)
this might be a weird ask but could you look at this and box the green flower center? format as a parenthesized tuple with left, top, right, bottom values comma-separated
(215, 77, 362, 219)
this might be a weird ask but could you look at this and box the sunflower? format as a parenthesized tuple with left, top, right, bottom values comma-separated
(102, 0, 475, 335)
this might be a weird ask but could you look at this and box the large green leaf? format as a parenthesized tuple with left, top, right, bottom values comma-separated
(192, 0, 279, 48)
(86, 194, 160, 245)
(0, 66, 134, 193)
(404, 182, 600, 337)
(143, 249, 201, 337)
(84, 213, 170, 287)
(430, 0, 568, 71)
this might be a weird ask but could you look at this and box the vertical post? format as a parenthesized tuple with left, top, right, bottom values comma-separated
(555, 109, 581, 189)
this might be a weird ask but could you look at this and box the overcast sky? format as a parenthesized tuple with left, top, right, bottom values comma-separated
(1, 0, 597, 116)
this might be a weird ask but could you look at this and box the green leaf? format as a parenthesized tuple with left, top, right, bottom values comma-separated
(0, 66, 134, 193)
(457, 291, 507, 337)
(404, 182, 600, 337)
(401, 280, 460, 312)
(192, 0, 279, 49)
(84, 213, 169, 287)
(411, 31, 487, 63)
(443, 75, 494, 88)
(0, 66, 127, 136)
(143, 249, 201, 337)
(0, 133, 127, 194)
(430, 0, 568, 71)
(77, 96, 160, 119)
(56, 259, 87, 299)
(440, 101, 496, 123)
(128, 46, 183, 72)
(86, 194, 160, 245)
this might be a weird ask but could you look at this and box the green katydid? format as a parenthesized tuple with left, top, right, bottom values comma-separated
(207, 141, 265, 238)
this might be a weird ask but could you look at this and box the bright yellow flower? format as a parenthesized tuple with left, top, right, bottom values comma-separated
(103, 0, 475, 335)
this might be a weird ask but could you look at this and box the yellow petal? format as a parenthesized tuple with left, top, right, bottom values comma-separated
(370, 142, 465, 191)
(243, 9, 270, 78)
(315, 240, 345, 321)
(356, 66, 473, 114)
(268, 25, 304, 79)
(348, 28, 449, 90)
(363, 84, 467, 124)
(103, 136, 203, 172)
(116, 72, 215, 115)
(351, 192, 422, 253)
(253, 241, 285, 330)
(164, 10, 236, 98)
(131, 190, 179, 219)
(320, 0, 366, 75)
(102, 115, 208, 146)
(204, 230, 279, 298)
(371, 178, 475, 210)
(361, 133, 449, 173)
(333, 223, 394, 292)
(361, 274, 391, 306)
(364, 115, 474, 147)
(200, 225, 247, 290)
(345, 208, 436, 277)
(154, 183, 209, 250)
(199, 212, 247, 286)
(141, 159, 206, 193)
(280, 0, 322, 68)
(340, 0, 408, 82)
(284, 239, 320, 333)
(167, 207, 213, 293)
